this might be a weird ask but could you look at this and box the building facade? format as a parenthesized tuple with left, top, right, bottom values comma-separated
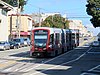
(0, 1, 13, 41)
(68, 20, 90, 37)
(8, 14, 32, 39)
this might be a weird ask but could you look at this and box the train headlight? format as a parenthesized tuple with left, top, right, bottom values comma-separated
(49, 45, 52, 48)
(43, 48, 46, 50)
(48, 45, 53, 50)
(35, 48, 38, 50)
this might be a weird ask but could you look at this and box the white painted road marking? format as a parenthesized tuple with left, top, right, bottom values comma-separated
(23, 47, 92, 75)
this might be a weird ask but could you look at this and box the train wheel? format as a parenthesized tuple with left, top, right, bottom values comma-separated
(62, 48, 64, 53)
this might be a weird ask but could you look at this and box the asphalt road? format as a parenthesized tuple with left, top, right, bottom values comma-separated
(0, 37, 99, 75)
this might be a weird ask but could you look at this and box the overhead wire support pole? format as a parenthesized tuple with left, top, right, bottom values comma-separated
(16, 0, 20, 38)
(39, 8, 41, 27)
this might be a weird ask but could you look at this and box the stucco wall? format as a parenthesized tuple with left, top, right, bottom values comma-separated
(8, 15, 32, 33)
(0, 9, 8, 41)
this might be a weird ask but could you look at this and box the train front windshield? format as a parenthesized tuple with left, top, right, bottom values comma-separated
(34, 30, 48, 48)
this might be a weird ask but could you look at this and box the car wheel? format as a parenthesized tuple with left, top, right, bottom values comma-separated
(3, 47, 6, 50)
(8, 47, 10, 50)
(14, 46, 16, 49)
(17, 46, 19, 49)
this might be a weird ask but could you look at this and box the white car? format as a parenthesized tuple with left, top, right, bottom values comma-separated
(23, 38, 30, 46)
(0, 41, 10, 50)
(91, 41, 100, 47)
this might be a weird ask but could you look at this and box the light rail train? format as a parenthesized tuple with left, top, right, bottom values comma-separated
(30, 27, 79, 57)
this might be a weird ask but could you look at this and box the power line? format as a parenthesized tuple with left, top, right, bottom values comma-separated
(26, 3, 50, 12)
(67, 17, 91, 18)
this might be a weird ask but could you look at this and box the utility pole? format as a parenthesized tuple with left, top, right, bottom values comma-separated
(39, 8, 41, 27)
(16, 0, 20, 38)
(52, 16, 54, 27)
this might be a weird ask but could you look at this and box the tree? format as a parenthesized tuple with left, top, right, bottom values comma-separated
(41, 14, 69, 29)
(2, 0, 28, 11)
(86, 0, 100, 28)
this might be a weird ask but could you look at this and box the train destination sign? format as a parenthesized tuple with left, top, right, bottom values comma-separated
(34, 30, 48, 34)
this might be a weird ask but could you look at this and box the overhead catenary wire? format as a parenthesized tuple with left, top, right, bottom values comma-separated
(23, 3, 91, 20)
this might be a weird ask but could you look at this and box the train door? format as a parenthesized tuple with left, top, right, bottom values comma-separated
(66, 31, 70, 50)
(49, 32, 61, 57)
(61, 29, 67, 53)
(71, 31, 75, 48)
(48, 34, 54, 50)
(69, 31, 73, 49)
(74, 31, 77, 47)
(55, 33, 62, 54)
(76, 30, 79, 46)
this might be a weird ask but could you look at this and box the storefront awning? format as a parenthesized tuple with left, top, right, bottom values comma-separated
(12, 32, 30, 36)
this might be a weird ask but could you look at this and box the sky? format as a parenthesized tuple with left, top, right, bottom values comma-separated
(23, 0, 100, 36)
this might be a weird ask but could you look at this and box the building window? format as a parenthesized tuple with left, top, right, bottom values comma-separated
(0, 19, 1, 23)
(2, 9, 7, 16)
(28, 18, 32, 30)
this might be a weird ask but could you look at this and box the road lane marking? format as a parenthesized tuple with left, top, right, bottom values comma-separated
(60, 47, 92, 65)
(24, 47, 92, 75)
(0, 42, 91, 75)
(80, 65, 100, 75)
(89, 65, 100, 71)
(87, 52, 100, 54)
(23, 49, 75, 73)
(22, 50, 75, 75)
(2, 62, 26, 72)
(0, 60, 7, 63)
(0, 61, 16, 69)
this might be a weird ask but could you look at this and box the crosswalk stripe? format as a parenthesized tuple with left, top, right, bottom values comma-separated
(2, 62, 25, 72)
(0, 60, 16, 69)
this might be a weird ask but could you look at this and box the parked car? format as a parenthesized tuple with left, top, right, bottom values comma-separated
(91, 41, 100, 47)
(9, 41, 19, 49)
(84, 37, 88, 40)
(23, 38, 30, 46)
(12, 38, 24, 47)
(98, 38, 100, 41)
(0, 41, 10, 50)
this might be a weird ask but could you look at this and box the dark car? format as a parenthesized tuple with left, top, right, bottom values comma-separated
(91, 41, 100, 47)
(84, 38, 88, 40)
(9, 41, 19, 49)
(12, 38, 24, 47)
(98, 38, 100, 41)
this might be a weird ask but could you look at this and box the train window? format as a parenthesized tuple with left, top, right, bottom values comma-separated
(72, 33, 75, 38)
(50, 34, 54, 44)
(66, 34, 69, 42)
(55, 33, 60, 44)
(69, 33, 72, 41)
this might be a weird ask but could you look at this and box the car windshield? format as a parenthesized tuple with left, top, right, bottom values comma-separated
(24, 39, 27, 41)
(9, 41, 15, 44)
(13, 39, 20, 42)
(94, 41, 99, 43)
(0, 41, 5, 44)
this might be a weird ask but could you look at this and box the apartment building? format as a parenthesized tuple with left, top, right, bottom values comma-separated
(0, 1, 13, 41)
(68, 20, 89, 37)
(8, 14, 32, 39)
